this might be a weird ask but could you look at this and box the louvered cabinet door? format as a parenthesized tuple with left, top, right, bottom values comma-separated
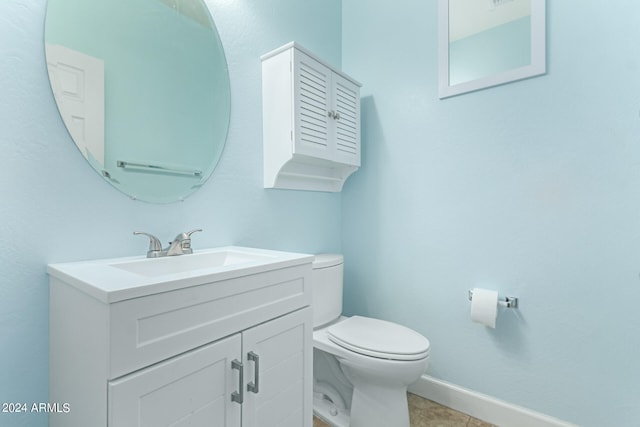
(332, 73, 360, 167)
(293, 51, 333, 161)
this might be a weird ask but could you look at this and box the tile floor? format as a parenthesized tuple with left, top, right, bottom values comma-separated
(313, 393, 496, 427)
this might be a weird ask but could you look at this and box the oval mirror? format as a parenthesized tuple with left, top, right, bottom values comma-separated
(44, 0, 231, 203)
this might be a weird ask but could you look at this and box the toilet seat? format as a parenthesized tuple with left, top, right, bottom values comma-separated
(327, 316, 430, 361)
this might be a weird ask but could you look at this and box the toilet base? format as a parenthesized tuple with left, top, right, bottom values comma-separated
(349, 383, 410, 427)
(313, 393, 350, 427)
(313, 381, 412, 427)
(313, 318, 428, 427)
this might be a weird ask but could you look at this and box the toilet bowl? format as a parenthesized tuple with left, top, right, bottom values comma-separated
(311, 255, 430, 427)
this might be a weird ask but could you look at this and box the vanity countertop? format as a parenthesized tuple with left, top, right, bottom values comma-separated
(47, 246, 314, 304)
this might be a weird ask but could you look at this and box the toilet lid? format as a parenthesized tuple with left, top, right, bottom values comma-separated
(327, 316, 430, 361)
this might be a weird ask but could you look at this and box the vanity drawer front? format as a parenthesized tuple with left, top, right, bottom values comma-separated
(108, 264, 311, 379)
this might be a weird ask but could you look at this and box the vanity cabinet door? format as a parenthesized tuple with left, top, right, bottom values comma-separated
(108, 334, 242, 427)
(241, 307, 313, 427)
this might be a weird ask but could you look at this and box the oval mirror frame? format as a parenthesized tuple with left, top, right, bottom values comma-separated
(44, 0, 231, 202)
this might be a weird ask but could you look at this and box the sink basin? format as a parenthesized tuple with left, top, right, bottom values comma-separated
(47, 246, 313, 303)
(111, 248, 275, 277)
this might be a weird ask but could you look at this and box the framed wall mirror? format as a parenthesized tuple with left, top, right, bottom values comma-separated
(44, 0, 231, 203)
(438, 0, 546, 99)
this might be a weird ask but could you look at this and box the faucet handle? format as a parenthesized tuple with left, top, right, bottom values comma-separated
(185, 229, 202, 238)
(171, 229, 203, 241)
(133, 231, 164, 258)
(167, 229, 202, 255)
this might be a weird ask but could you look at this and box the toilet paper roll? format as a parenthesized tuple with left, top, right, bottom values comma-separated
(470, 288, 498, 328)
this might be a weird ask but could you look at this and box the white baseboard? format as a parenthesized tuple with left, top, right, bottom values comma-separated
(408, 375, 578, 427)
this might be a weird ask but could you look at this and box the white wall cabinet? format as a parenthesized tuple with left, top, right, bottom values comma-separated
(262, 42, 362, 192)
(49, 250, 313, 427)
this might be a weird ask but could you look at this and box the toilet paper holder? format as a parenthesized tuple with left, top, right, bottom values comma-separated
(468, 290, 518, 308)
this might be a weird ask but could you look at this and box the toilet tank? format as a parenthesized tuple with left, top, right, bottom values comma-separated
(312, 254, 344, 328)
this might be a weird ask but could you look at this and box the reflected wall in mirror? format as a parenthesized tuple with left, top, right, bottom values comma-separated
(438, 0, 545, 99)
(45, 0, 231, 203)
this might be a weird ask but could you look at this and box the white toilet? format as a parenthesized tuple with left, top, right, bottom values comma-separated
(312, 254, 430, 427)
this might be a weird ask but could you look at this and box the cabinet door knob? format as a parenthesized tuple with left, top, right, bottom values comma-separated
(327, 110, 341, 120)
(247, 351, 260, 394)
(231, 359, 244, 404)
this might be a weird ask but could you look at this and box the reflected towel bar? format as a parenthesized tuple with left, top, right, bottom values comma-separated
(117, 160, 202, 177)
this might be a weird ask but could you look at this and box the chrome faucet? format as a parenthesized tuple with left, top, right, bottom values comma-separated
(134, 229, 202, 258)
(165, 229, 202, 256)
(133, 231, 164, 258)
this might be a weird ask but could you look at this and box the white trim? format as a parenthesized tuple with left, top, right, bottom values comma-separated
(408, 375, 578, 427)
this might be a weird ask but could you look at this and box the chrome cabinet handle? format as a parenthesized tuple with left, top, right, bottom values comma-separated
(247, 352, 260, 394)
(231, 359, 244, 404)
(327, 110, 341, 120)
(328, 110, 340, 120)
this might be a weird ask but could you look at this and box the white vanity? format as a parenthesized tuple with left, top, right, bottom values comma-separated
(48, 247, 314, 427)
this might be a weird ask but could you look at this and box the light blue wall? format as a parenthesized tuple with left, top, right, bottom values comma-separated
(0, 1, 341, 426)
(342, 1, 640, 426)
